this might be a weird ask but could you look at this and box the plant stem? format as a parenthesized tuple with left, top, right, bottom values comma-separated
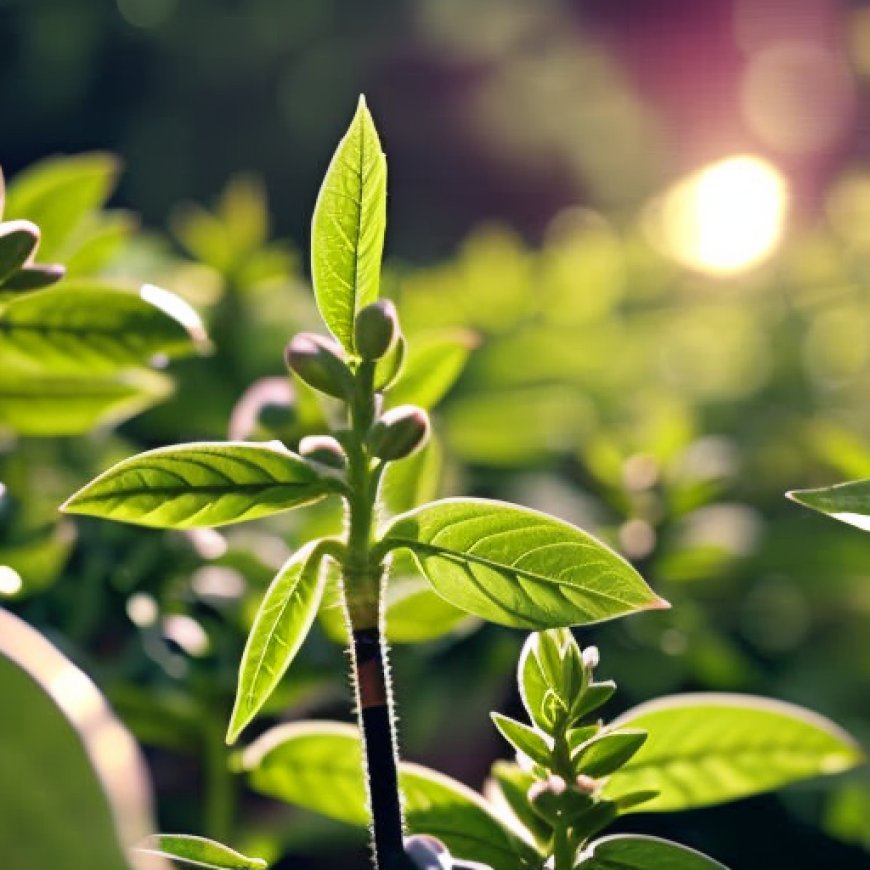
(343, 361, 410, 870)
(552, 822, 573, 870)
(203, 716, 235, 842)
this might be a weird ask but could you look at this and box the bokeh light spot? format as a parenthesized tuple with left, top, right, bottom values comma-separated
(648, 155, 788, 275)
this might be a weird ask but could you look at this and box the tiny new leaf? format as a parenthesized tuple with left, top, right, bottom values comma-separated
(135, 834, 266, 870)
(227, 540, 330, 744)
(61, 441, 335, 529)
(603, 694, 864, 812)
(491, 712, 553, 768)
(576, 834, 729, 870)
(787, 478, 870, 532)
(311, 96, 387, 353)
(241, 722, 540, 868)
(381, 498, 667, 629)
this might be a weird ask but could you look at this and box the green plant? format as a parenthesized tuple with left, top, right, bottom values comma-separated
(58, 99, 865, 869)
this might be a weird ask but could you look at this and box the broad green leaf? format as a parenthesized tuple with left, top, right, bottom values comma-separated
(61, 441, 335, 529)
(0, 283, 204, 374)
(491, 713, 553, 768)
(387, 329, 477, 409)
(572, 729, 647, 779)
(0, 220, 39, 283)
(311, 96, 387, 352)
(227, 541, 329, 744)
(135, 834, 266, 870)
(0, 370, 172, 436)
(382, 498, 667, 629)
(0, 608, 154, 870)
(577, 834, 728, 869)
(241, 721, 540, 868)
(787, 479, 870, 531)
(604, 694, 864, 812)
(5, 152, 119, 261)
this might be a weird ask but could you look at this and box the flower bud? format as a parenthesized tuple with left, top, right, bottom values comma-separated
(354, 300, 399, 360)
(367, 405, 430, 461)
(284, 332, 353, 399)
(404, 834, 452, 870)
(582, 646, 600, 671)
(299, 435, 347, 469)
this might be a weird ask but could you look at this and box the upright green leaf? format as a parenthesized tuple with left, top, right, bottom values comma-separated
(382, 498, 667, 629)
(572, 729, 647, 779)
(135, 834, 266, 870)
(787, 479, 870, 531)
(491, 713, 553, 768)
(227, 541, 330, 744)
(0, 370, 171, 436)
(577, 835, 729, 869)
(311, 96, 387, 353)
(61, 441, 335, 529)
(241, 721, 540, 868)
(603, 694, 864, 812)
(0, 283, 204, 374)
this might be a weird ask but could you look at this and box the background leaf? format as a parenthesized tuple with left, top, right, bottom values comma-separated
(386, 328, 476, 409)
(241, 721, 540, 868)
(311, 96, 387, 352)
(0, 283, 202, 374)
(787, 479, 870, 532)
(61, 441, 333, 529)
(383, 498, 666, 629)
(577, 834, 729, 869)
(135, 834, 266, 870)
(227, 540, 329, 744)
(0, 370, 171, 436)
(0, 609, 156, 870)
(604, 694, 864, 812)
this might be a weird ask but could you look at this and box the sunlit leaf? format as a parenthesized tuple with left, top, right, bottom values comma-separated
(227, 541, 329, 744)
(787, 479, 870, 532)
(387, 329, 476, 409)
(241, 721, 540, 868)
(61, 441, 335, 529)
(311, 96, 387, 353)
(0, 370, 172, 436)
(491, 713, 552, 767)
(135, 834, 266, 870)
(383, 572, 474, 644)
(0, 609, 153, 870)
(577, 834, 728, 869)
(4, 152, 120, 261)
(604, 694, 864, 812)
(382, 498, 667, 629)
(0, 283, 203, 374)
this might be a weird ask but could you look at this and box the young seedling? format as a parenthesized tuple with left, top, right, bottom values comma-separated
(61, 98, 668, 869)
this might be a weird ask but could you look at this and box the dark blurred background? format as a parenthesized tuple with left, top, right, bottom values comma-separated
(5, 1, 870, 868)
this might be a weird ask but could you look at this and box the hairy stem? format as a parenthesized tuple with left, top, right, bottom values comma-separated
(343, 360, 410, 870)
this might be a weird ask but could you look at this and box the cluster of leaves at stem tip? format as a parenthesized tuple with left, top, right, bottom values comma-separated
(57, 98, 866, 870)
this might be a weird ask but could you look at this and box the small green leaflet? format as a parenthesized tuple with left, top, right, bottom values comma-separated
(135, 834, 266, 870)
(382, 498, 667, 629)
(0, 283, 205, 374)
(61, 441, 336, 529)
(491, 713, 553, 768)
(241, 721, 541, 868)
(787, 478, 870, 532)
(386, 328, 477, 410)
(603, 693, 864, 812)
(577, 834, 729, 869)
(311, 96, 387, 353)
(0, 370, 171, 436)
(227, 541, 330, 744)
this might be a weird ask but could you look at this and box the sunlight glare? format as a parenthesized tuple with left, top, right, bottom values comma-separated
(650, 155, 788, 275)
